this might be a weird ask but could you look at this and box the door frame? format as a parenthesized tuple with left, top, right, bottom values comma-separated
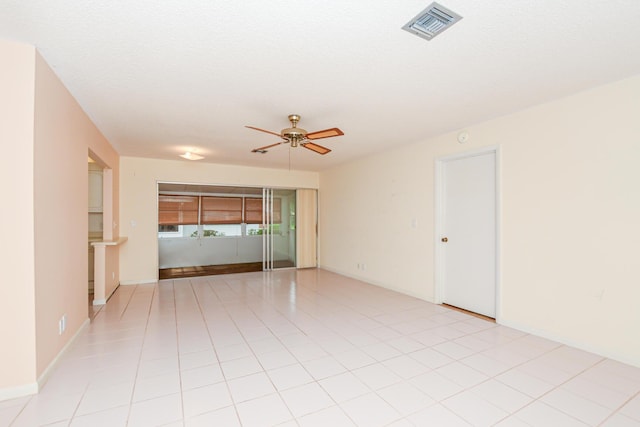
(434, 146, 502, 321)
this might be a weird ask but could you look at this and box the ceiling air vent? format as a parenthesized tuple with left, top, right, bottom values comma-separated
(402, 2, 462, 41)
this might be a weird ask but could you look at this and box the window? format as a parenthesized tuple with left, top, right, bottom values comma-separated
(201, 224, 242, 237)
(158, 195, 199, 225)
(201, 197, 242, 224)
(158, 194, 283, 238)
(158, 224, 183, 238)
(245, 197, 282, 224)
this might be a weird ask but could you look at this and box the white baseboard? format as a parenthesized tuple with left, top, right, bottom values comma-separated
(37, 318, 90, 391)
(318, 265, 435, 303)
(0, 318, 90, 402)
(0, 382, 38, 402)
(498, 318, 640, 369)
(119, 279, 158, 286)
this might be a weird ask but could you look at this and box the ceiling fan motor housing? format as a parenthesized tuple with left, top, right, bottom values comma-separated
(283, 114, 306, 147)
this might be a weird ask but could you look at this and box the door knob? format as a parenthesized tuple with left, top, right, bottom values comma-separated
(441, 237, 448, 242)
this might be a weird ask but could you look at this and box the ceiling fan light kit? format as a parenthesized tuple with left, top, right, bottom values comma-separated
(247, 114, 344, 155)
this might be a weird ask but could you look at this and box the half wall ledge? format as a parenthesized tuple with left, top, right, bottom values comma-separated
(91, 237, 127, 305)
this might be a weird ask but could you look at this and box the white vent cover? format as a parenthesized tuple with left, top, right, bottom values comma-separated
(402, 2, 462, 41)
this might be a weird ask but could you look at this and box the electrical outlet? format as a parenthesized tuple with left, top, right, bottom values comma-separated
(58, 314, 67, 335)
(362, 264, 366, 271)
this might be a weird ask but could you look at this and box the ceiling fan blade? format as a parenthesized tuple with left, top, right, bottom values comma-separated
(301, 141, 331, 155)
(245, 126, 283, 138)
(251, 142, 284, 153)
(306, 127, 344, 140)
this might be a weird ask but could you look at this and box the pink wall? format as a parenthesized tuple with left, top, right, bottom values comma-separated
(0, 40, 120, 398)
(0, 40, 38, 396)
(33, 52, 120, 378)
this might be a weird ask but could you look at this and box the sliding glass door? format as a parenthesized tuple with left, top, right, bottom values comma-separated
(262, 188, 296, 270)
(157, 183, 303, 278)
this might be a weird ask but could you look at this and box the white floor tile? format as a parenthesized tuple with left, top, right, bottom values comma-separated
(302, 356, 347, 380)
(297, 405, 356, 427)
(435, 361, 488, 388)
(340, 393, 401, 427)
(75, 380, 134, 415)
(235, 393, 293, 427)
(255, 349, 298, 370)
(409, 347, 455, 369)
(319, 372, 371, 403)
(410, 371, 464, 401)
(184, 405, 241, 427)
(496, 367, 556, 398)
(442, 390, 508, 426)
(280, 382, 335, 417)
(0, 397, 30, 426)
(541, 387, 612, 425)
(620, 394, 640, 421)
(11, 392, 83, 426)
(182, 382, 232, 418)
(352, 363, 403, 390)
(469, 379, 533, 413)
(137, 355, 179, 379)
(407, 403, 470, 427)
(227, 372, 276, 403)
(127, 393, 183, 427)
(460, 353, 511, 377)
(332, 349, 377, 370)
(377, 382, 435, 416)
(179, 350, 218, 371)
(361, 342, 403, 361)
(601, 413, 640, 427)
(514, 401, 588, 427)
(382, 355, 431, 379)
(69, 405, 129, 427)
(561, 376, 630, 410)
(215, 342, 253, 362)
(12, 272, 640, 427)
(220, 355, 263, 379)
(267, 364, 314, 391)
(132, 371, 181, 402)
(180, 363, 223, 391)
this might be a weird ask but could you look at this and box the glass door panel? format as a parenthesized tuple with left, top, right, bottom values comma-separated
(262, 188, 296, 270)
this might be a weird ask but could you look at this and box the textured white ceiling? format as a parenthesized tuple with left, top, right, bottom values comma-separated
(2, 1, 640, 171)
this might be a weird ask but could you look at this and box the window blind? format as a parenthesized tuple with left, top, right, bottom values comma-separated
(158, 195, 199, 225)
(201, 196, 242, 224)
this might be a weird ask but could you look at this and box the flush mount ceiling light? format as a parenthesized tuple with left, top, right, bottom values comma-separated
(179, 151, 204, 161)
(402, 2, 462, 41)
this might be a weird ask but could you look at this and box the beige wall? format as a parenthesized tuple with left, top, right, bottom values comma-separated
(0, 40, 120, 398)
(119, 157, 319, 283)
(319, 74, 640, 366)
(0, 40, 38, 397)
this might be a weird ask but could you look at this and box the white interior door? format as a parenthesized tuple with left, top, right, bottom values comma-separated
(440, 150, 497, 318)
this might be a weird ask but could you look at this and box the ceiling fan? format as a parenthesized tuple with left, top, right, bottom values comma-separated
(246, 114, 344, 155)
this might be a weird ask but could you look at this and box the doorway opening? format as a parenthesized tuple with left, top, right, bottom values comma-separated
(157, 183, 298, 280)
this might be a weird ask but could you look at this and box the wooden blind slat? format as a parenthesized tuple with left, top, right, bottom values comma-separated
(158, 195, 199, 225)
(245, 197, 281, 224)
(201, 196, 242, 224)
(158, 195, 282, 226)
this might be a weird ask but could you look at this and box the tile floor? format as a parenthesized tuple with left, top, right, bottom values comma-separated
(2, 269, 640, 426)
